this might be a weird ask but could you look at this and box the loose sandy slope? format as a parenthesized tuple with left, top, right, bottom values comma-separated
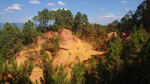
(52, 29, 104, 67)
(30, 67, 44, 84)
(15, 29, 104, 84)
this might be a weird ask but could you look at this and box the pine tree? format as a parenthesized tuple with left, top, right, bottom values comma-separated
(125, 25, 148, 65)
(23, 20, 36, 44)
(33, 8, 51, 27)
(71, 60, 87, 84)
(94, 31, 123, 84)
(106, 31, 123, 71)
(121, 25, 149, 84)
(0, 23, 23, 60)
(94, 58, 111, 84)
(54, 65, 70, 84)
(142, 38, 150, 83)
(43, 59, 55, 84)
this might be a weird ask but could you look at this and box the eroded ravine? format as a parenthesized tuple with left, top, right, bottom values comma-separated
(15, 29, 104, 84)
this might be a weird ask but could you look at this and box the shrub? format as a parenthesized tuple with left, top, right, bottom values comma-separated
(71, 60, 87, 84)
(49, 24, 61, 32)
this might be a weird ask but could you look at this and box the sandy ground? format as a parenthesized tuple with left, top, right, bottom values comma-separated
(15, 29, 104, 84)
(53, 29, 104, 66)
(30, 67, 44, 84)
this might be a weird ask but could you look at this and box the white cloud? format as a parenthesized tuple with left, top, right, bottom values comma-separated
(101, 14, 116, 19)
(89, 14, 122, 25)
(58, 1, 66, 6)
(30, 0, 40, 4)
(4, 4, 21, 12)
(121, 1, 127, 4)
(51, 8, 67, 11)
(47, 3, 55, 6)
(51, 8, 58, 11)
(125, 8, 129, 11)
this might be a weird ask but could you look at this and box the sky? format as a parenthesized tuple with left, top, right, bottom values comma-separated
(0, 0, 144, 25)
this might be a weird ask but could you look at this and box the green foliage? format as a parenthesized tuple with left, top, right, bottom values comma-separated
(118, 25, 149, 84)
(120, 14, 132, 31)
(0, 23, 23, 60)
(43, 59, 54, 84)
(49, 24, 61, 32)
(0, 59, 3, 77)
(41, 41, 49, 51)
(0, 3, 149, 83)
(93, 33, 123, 84)
(49, 34, 61, 55)
(93, 25, 106, 50)
(84, 57, 97, 84)
(74, 23, 107, 50)
(33, 8, 52, 27)
(54, 9, 74, 29)
(0, 59, 33, 84)
(71, 60, 87, 84)
(23, 20, 37, 44)
(144, 0, 150, 28)
(33, 8, 74, 31)
(88, 57, 97, 70)
(73, 12, 88, 33)
(54, 65, 70, 84)
(118, 1, 150, 31)
(107, 20, 120, 32)
(94, 58, 113, 84)
(106, 32, 123, 70)
(143, 38, 150, 83)
(73, 12, 82, 32)
(40, 33, 60, 56)
(124, 25, 149, 65)
(36, 26, 48, 33)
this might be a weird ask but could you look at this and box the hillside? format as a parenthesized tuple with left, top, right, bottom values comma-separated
(1, 1, 149, 83)
(15, 29, 104, 84)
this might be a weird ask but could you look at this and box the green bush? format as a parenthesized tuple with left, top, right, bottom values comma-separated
(54, 65, 70, 84)
(49, 24, 61, 32)
(71, 60, 87, 84)
(0, 59, 33, 84)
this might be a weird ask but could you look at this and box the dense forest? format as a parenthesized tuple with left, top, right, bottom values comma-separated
(0, 0, 150, 84)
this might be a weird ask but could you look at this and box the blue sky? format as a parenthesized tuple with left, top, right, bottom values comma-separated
(0, 0, 144, 25)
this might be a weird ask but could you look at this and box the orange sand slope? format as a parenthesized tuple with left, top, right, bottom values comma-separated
(53, 29, 104, 67)
(15, 29, 104, 84)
